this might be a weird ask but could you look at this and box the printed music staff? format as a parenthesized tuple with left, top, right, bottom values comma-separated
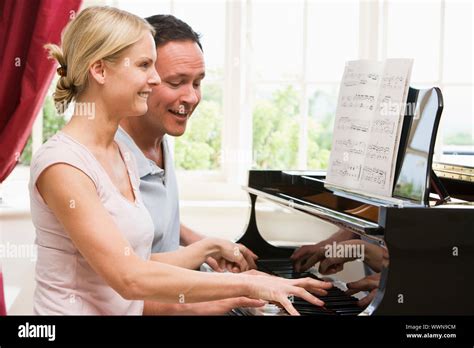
(326, 59, 413, 197)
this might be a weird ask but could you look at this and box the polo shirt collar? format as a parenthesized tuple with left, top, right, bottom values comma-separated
(116, 127, 165, 179)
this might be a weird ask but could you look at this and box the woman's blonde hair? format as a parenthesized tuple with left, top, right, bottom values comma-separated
(45, 6, 155, 113)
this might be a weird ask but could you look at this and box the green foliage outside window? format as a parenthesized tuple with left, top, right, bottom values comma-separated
(252, 86, 300, 169)
(174, 100, 222, 170)
(307, 89, 335, 170)
(20, 94, 66, 165)
(444, 132, 473, 146)
(174, 83, 223, 170)
(253, 85, 335, 170)
(174, 83, 336, 171)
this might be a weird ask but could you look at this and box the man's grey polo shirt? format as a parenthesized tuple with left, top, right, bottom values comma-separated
(115, 127, 180, 253)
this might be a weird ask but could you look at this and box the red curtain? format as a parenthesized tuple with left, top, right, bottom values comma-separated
(0, 0, 82, 183)
(0, 265, 5, 315)
(0, 0, 82, 315)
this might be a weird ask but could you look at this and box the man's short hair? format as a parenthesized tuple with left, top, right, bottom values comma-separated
(145, 14, 202, 51)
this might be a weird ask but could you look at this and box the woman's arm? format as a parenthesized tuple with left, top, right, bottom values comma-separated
(37, 164, 332, 314)
(143, 297, 265, 315)
(36, 164, 243, 302)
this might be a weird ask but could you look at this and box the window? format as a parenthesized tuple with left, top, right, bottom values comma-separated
(382, 0, 473, 164)
(172, 0, 226, 171)
(440, 0, 473, 162)
(23, 0, 473, 179)
(250, 0, 360, 170)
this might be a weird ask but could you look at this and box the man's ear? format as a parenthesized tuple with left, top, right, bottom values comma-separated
(89, 59, 106, 85)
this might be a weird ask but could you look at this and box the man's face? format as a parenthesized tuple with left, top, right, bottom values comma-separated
(145, 40, 205, 137)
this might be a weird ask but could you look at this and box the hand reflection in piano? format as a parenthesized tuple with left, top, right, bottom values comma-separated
(291, 228, 386, 308)
(346, 273, 381, 308)
(291, 228, 356, 273)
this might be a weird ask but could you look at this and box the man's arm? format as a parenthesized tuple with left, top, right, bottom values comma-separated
(178, 224, 258, 271)
(180, 224, 204, 246)
(150, 237, 252, 271)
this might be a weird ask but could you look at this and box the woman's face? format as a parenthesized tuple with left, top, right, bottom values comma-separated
(103, 32, 160, 118)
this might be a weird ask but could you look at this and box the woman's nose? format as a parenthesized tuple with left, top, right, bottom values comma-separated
(149, 69, 161, 86)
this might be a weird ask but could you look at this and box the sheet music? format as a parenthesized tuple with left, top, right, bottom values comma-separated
(326, 59, 413, 197)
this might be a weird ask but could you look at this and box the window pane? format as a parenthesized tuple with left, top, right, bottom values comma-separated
(443, 0, 473, 83)
(116, 0, 172, 17)
(167, 1, 225, 171)
(173, 0, 225, 80)
(307, 84, 338, 169)
(174, 82, 223, 170)
(438, 86, 473, 149)
(386, 0, 441, 83)
(306, 1, 359, 82)
(20, 79, 66, 166)
(251, 0, 304, 81)
(252, 84, 301, 169)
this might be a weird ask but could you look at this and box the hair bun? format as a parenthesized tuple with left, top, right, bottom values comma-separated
(57, 66, 67, 77)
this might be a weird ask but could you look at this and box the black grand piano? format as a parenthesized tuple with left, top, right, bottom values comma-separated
(235, 87, 474, 316)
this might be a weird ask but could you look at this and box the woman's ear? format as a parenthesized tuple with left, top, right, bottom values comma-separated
(89, 60, 106, 85)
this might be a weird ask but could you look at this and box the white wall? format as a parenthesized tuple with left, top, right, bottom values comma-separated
(0, 166, 36, 314)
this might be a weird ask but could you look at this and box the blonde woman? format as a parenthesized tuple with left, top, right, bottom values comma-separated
(30, 6, 331, 315)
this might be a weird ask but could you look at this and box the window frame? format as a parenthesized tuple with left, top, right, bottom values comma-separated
(32, 0, 472, 186)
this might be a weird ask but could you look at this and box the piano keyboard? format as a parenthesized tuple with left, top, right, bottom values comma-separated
(232, 259, 363, 316)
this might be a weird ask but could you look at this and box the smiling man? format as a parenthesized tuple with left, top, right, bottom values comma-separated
(116, 15, 259, 315)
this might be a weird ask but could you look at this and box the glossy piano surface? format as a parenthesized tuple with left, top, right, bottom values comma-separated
(237, 169, 474, 315)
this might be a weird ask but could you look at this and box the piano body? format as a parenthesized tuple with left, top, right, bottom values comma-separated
(236, 87, 474, 315)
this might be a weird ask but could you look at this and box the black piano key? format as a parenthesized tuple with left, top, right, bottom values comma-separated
(293, 304, 335, 315)
(321, 291, 349, 298)
(257, 259, 292, 265)
(272, 271, 314, 278)
(322, 293, 357, 299)
(293, 297, 355, 311)
(294, 302, 360, 316)
(294, 297, 357, 308)
(324, 301, 360, 309)
(293, 303, 353, 316)
(323, 298, 359, 304)
(293, 303, 330, 311)
(298, 309, 336, 316)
